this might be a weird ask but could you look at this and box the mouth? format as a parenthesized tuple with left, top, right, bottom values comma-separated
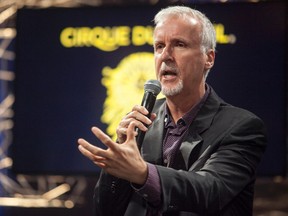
(161, 69, 178, 79)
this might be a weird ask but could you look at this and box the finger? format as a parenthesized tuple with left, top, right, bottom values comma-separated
(78, 139, 99, 155)
(78, 144, 108, 169)
(78, 144, 94, 159)
(131, 105, 149, 115)
(78, 139, 110, 163)
(116, 127, 127, 136)
(78, 138, 97, 153)
(127, 110, 152, 126)
(116, 127, 127, 144)
(118, 117, 131, 128)
(78, 138, 109, 159)
(78, 141, 104, 161)
(91, 127, 118, 151)
(150, 113, 157, 122)
(94, 161, 107, 169)
(126, 122, 138, 142)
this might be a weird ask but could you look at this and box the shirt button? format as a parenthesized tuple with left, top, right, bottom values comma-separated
(111, 181, 117, 193)
(168, 205, 177, 210)
(164, 159, 168, 164)
(143, 194, 148, 198)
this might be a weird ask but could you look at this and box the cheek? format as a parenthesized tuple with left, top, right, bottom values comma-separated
(183, 53, 205, 70)
(154, 56, 161, 73)
(179, 57, 205, 81)
(177, 58, 192, 76)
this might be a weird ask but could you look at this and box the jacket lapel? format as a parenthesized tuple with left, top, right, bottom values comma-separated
(179, 134, 202, 170)
(141, 87, 224, 170)
(178, 88, 224, 170)
(141, 100, 165, 165)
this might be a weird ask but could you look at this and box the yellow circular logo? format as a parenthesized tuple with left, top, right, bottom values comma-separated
(101, 52, 162, 140)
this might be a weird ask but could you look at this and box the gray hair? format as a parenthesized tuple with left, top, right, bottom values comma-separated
(154, 6, 216, 54)
(153, 6, 216, 79)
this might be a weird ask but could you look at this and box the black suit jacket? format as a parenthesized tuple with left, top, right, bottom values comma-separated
(94, 87, 267, 216)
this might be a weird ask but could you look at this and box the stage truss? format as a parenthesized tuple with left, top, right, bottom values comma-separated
(0, 0, 93, 209)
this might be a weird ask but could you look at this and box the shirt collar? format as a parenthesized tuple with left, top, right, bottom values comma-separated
(164, 84, 210, 128)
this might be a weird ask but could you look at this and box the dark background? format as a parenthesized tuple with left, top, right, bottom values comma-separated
(12, 1, 287, 176)
(0, 1, 286, 216)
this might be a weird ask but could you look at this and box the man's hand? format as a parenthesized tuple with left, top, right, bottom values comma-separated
(78, 122, 148, 185)
(116, 105, 156, 144)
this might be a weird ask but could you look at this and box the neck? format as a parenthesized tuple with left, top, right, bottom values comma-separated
(166, 85, 205, 122)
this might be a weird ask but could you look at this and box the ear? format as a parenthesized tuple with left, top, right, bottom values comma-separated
(204, 49, 215, 70)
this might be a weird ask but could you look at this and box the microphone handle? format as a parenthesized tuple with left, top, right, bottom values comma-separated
(136, 91, 157, 149)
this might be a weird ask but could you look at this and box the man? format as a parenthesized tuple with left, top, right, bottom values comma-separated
(78, 5, 266, 216)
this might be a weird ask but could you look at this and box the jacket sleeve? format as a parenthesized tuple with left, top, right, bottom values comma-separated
(94, 170, 133, 216)
(156, 112, 267, 215)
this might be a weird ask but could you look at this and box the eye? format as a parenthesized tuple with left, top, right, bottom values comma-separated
(154, 43, 164, 52)
(176, 41, 186, 48)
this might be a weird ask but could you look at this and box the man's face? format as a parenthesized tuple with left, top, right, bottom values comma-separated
(153, 16, 210, 97)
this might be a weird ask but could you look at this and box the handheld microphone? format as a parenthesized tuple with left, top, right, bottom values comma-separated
(136, 79, 162, 150)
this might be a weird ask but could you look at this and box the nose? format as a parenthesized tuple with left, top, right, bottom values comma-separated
(161, 45, 173, 62)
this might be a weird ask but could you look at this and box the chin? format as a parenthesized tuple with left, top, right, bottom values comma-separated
(162, 82, 183, 97)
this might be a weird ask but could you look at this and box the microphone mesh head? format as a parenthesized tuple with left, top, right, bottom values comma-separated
(144, 80, 162, 96)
